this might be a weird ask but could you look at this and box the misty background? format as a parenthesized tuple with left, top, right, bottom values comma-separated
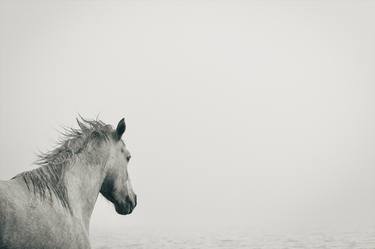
(1, 0, 374, 235)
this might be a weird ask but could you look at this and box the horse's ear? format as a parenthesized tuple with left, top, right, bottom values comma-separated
(114, 118, 126, 140)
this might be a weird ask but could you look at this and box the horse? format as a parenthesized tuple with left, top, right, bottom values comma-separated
(0, 117, 137, 249)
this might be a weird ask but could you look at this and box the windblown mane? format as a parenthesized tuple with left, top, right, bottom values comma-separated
(15, 118, 112, 212)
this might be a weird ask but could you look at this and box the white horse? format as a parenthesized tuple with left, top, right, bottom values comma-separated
(0, 118, 137, 249)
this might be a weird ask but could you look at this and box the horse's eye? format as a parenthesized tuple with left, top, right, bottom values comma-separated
(126, 155, 131, 162)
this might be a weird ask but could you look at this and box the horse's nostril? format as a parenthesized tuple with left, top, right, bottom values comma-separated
(134, 194, 137, 207)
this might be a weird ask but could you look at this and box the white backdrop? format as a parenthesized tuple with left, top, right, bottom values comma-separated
(1, 0, 374, 234)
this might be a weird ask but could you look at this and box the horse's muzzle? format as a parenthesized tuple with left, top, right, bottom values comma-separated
(115, 194, 137, 215)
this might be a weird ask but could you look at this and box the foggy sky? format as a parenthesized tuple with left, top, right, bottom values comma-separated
(1, 0, 374, 233)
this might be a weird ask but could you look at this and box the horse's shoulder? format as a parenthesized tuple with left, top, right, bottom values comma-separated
(0, 180, 86, 249)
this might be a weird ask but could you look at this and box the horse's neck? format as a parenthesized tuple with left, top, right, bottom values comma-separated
(64, 160, 106, 230)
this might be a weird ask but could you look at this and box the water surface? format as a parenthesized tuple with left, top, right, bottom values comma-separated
(91, 228, 375, 249)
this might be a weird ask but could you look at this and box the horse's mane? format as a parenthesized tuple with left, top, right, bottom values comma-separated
(15, 117, 112, 212)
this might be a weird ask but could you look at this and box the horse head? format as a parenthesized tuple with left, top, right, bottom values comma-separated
(100, 118, 137, 215)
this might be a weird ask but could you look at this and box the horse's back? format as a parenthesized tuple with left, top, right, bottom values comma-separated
(0, 179, 90, 249)
(0, 180, 19, 249)
(0, 179, 37, 249)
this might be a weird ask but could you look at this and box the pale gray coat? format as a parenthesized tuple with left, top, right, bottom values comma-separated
(0, 118, 137, 249)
